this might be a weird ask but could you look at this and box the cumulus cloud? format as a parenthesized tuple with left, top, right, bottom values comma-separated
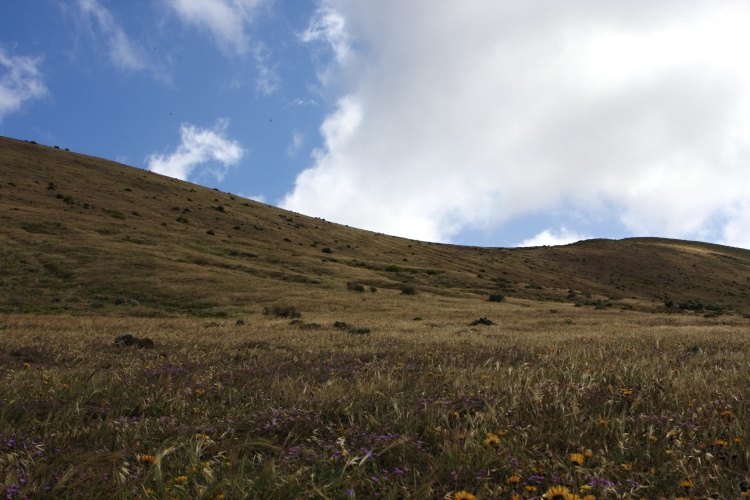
(146, 120, 244, 182)
(75, 0, 152, 73)
(166, 0, 264, 56)
(282, 1, 750, 247)
(0, 47, 47, 123)
(518, 227, 591, 248)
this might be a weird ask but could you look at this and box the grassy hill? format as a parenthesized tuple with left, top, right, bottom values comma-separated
(2, 135, 749, 318)
(2, 135, 750, 498)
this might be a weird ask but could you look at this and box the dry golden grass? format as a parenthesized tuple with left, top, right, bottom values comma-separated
(3, 135, 750, 497)
(2, 297, 750, 498)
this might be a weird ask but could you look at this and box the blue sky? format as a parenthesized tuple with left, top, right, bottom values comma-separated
(3, 1, 750, 249)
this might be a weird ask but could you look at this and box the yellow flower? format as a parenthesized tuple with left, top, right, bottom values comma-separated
(479, 375, 489, 381)
(680, 480, 693, 489)
(649, 435, 658, 442)
(140, 454, 156, 464)
(525, 485, 537, 492)
(484, 432, 500, 447)
(511, 495, 523, 500)
(507, 474, 521, 484)
(570, 453, 584, 466)
(714, 439, 729, 447)
(597, 419, 609, 426)
(584, 449, 593, 458)
(665, 449, 673, 456)
(23, 362, 31, 369)
(721, 410, 735, 422)
(545, 485, 571, 499)
(582, 496, 596, 500)
(454, 491, 476, 500)
(735, 437, 743, 443)
(174, 476, 188, 483)
(620, 388, 633, 396)
(144, 488, 154, 495)
(621, 464, 632, 471)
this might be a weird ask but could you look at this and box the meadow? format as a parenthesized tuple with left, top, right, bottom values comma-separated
(3, 136, 750, 498)
(3, 295, 749, 499)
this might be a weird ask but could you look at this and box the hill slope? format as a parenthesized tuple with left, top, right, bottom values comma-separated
(2, 135, 749, 317)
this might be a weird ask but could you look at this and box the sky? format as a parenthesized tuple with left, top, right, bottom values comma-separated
(2, 1, 750, 249)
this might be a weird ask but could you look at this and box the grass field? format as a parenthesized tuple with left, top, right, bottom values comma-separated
(3, 296, 750, 498)
(3, 136, 750, 498)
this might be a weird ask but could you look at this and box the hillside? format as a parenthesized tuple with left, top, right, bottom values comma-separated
(2, 134, 749, 317)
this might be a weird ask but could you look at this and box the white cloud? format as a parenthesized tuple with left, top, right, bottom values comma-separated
(75, 0, 151, 73)
(518, 227, 591, 248)
(283, 1, 750, 247)
(287, 130, 304, 156)
(253, 43, 279, 95)
(166, 0, 264, 56)
(0, 47, 47, 123)
(146, 120, 244, 181)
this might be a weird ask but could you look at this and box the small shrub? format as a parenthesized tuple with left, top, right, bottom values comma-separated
(47, 183, 56, 190)
(488, 293, 505, 302)
(400, 284, 418, 295)
(469, 317, 495, 326)
(206, 230, 215, 235)
(321, 247, 333, 254)
(333, 321, 369, 334)
(263, 305, 301, 318)
(347, 282, 365, 292)
(176, 216, 189, 223)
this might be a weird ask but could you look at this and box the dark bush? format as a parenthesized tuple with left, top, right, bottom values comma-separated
(469, 317, 495, 326)
(347, 282, 365, 292)
(488, 293, 505, 302)
(400, 284, 418, 295)
(321, 247, 333, 254)
(263, 305, 301, 318)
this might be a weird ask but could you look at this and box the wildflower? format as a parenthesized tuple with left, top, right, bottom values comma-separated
(665, 450, 673, 456)
(545, 485, 571, 499)
(454, 491, 476, 500)
(23, 362, 31, 369)
(193, 407, 201, 413)
(215, 495, 225, 500)
(525, 485, 537, 492)
(194, 389, 204, 396)
(507, 474, 521, 484)
(597, 419, 609, 426)
(140, 454, 156, 464)
(735, 437, 743, 443)
(621, 464, 632, 471)
(742, 491, 750, 497)
(620, 388, 633, 396)
(511, 495, 523, 500)
(715, 439, 729, 447)
(484, 432, 500, 447)
(479, 375, 489, 381)
(195, 433, 210, 441)
(680, 480, 693, 489)
(174, 476, 188, 483)
(570, 453, 584, 466)
(582, 496, 596, 500)
(721, 410, 735, 422)
(451, 411, 460, 419)
(649, 435, 658, 442)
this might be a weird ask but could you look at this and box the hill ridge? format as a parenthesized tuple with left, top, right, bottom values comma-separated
(2, 135, 749, 317)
